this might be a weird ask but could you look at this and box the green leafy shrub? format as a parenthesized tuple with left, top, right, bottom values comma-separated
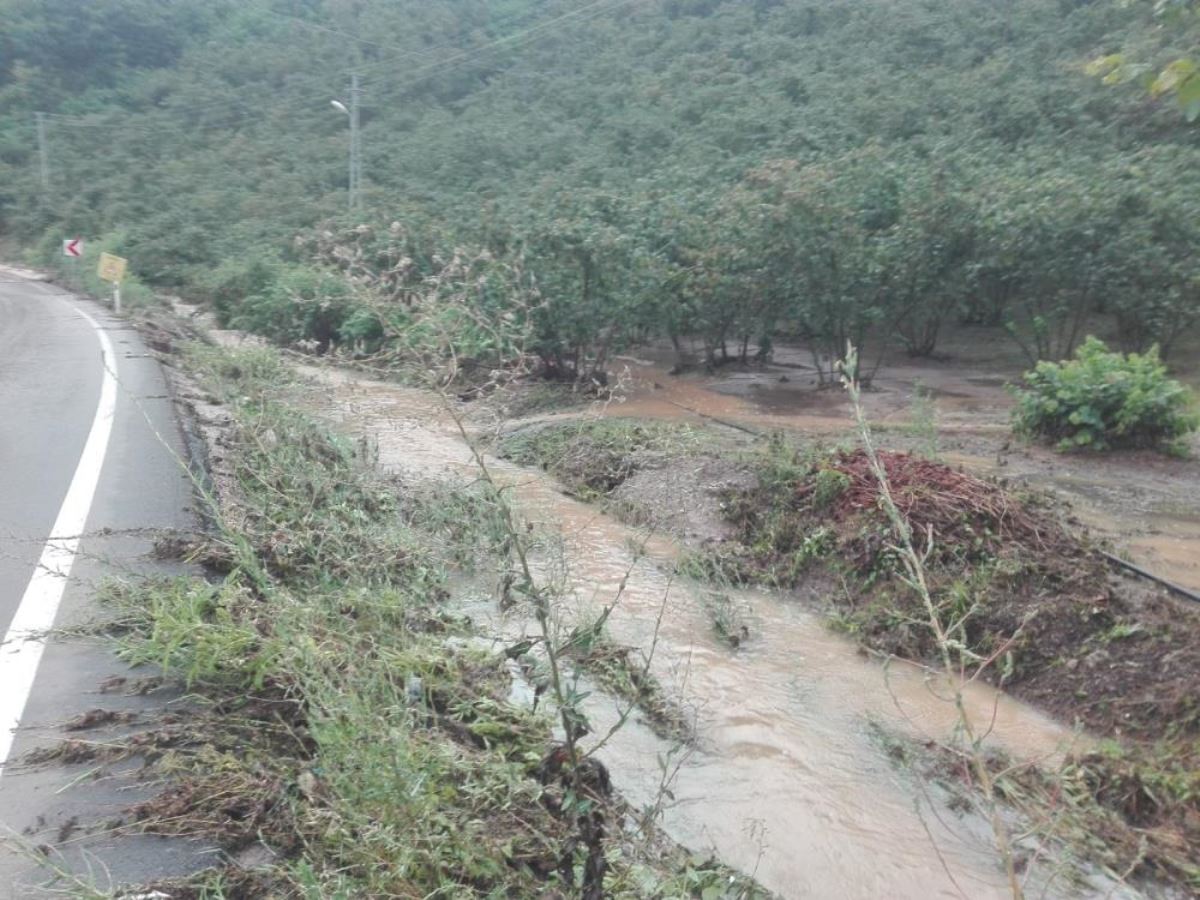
(1012, 337, 1199, 451)
(229, 265, 368, 351)
(198, 253, 281, 326)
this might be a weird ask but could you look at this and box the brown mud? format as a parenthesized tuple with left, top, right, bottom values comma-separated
(287, 364, 1140, 899)
(574, 332, 1200, 595)
(175, 310, 1197, 894)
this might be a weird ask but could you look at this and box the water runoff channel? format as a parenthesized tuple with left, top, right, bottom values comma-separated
(232, 347, 1126, 900)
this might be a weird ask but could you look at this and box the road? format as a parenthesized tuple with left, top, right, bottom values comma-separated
(0, 273, 214, 895)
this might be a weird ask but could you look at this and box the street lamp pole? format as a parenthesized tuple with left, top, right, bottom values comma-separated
(350, 72, 361, 212)
(332, 74, 362, 213)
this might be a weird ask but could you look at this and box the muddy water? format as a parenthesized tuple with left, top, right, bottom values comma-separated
(602, 352, 1200, 594)
(300, 367, 1105, 900)
(947, 453, 1200, 595)
(1127, 514, 1200, 592)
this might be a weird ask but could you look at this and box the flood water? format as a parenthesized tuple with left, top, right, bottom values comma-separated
(299, 366, 1115, 900)
(602, 350, 1200, 595)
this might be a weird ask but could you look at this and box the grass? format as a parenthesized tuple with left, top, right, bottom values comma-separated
(57, 344, 769, 899)
(563, 621, 693, 743)
(497, 418, 702, 499)
(701, 591, 751, 650)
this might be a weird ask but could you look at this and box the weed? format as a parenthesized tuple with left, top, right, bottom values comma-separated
(702, 591, 751, 649)
(840, 343, 1025, 898)
(499, 418, 701, 497)
(905, 379, 940, 459)
(812, 467, 851, 510)
(69, 344, 765, 898)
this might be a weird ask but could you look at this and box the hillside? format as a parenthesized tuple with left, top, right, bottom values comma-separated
(1, 0, 1198, 370)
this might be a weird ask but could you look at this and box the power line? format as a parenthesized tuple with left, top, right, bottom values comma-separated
(257, 7, 435, 55)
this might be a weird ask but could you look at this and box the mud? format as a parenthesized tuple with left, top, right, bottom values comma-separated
(590, 334, 1200, 594)
(289, 364, 1129, 899)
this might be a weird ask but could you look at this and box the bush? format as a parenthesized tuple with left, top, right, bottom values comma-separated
(197, 253, 281, 326)
(228, 264, 366, 351)
(1012, 337, 1199, 451)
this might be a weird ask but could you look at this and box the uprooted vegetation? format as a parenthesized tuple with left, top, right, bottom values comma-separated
(476, 392, 1200, 889)
(49, 345, 765, 899)
(696, 437, 1200, 735)
(694, 434, 1200, 889)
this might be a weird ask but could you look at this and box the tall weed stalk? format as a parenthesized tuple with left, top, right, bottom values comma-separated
(841, 343, 1024, 899)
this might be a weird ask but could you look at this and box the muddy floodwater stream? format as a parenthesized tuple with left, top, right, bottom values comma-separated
(292, 366, 1124, 900)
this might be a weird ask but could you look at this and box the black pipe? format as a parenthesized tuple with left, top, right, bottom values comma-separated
(1101, 550, 1200, 605)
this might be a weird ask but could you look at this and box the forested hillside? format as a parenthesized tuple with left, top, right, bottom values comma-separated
(2, 0, 1198, 373)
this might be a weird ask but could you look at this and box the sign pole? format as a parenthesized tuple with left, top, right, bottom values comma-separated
(96, 252, 128, 313)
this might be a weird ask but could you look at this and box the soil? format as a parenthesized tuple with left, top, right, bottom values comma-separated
(608, 453, 756, 543)
(588, 329, 1200, 596)
(488, 331, 1200, 890)
(656, 440, 1200, 743)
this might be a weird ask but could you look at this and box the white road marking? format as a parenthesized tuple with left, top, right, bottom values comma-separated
(0, 300, 118, 776)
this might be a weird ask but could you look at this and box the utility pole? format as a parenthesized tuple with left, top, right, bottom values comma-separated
(35, 112, 49, 193)
(349, 72, 362, 212)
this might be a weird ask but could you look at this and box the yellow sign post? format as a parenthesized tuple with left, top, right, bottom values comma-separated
(97, 252, 128, 313)
(97, 252, 127, 283)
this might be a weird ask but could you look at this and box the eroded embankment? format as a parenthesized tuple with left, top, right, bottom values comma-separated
(285, 364, 1149, 899)
(582, 345, 1200, 596)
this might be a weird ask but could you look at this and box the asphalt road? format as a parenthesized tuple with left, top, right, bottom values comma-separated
(0, 274, 214, 895)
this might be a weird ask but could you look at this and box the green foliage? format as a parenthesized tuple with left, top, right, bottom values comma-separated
(103, 577, 277, 690)
(1012, 336, 1200, 451)
(905, 381, 940, 459)
(1088, 1, 1200, 120)
(1, 0, 1199, 370)
(499, 418, 698, 498)
(197, 253, 282, 326)
(812, 467, 851, 511)
(101, 344, 769, 897)
(228, 264, 363, 351)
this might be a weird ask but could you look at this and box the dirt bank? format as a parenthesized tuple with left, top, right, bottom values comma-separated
(275, 358, 1174, 898)
(565, 332, 1200, 596)
(483, 347, 1200, 892)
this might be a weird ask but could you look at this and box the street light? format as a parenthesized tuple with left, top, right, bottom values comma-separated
(331, 75, 361, 212)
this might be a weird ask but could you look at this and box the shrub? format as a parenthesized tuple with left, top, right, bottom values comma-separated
(1012, 337, 1199, 452)
(197, 253, 280, 326)
(229, 264, 364, 351)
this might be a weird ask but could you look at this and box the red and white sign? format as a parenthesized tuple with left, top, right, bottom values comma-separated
(62, 238, 83, 258)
